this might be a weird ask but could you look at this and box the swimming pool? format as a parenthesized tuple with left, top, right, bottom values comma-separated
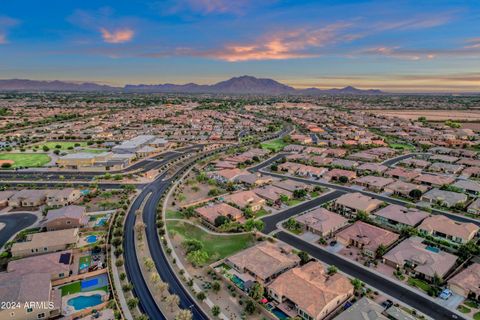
(271, 307, 290, 320)
(95, 217, 108, 227)
(85, 235, 98, 243)
(67, 294, 102, 311)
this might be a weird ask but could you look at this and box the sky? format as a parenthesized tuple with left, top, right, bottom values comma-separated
(0, 0, 479, 92)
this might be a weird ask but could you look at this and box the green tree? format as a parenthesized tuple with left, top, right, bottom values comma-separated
(297, 251, 310, 265)
(409, 189, 423, 199)
(351, 278, 363, 291)
(327, 265, 338, 275)
(187, 250, 209, 267)
(338, 176, 349, 184)
(212, 281, 221, 292)
(214, 215, 229, 227)
(211, 305, 221, 317)
(244, 300, 256, 314)
(127, 298, 139, 310)
(293, 189, 307, 199)
(375, 244, 387, 258)
(249, 282, 264, 300)
(182, 239, 203, 254)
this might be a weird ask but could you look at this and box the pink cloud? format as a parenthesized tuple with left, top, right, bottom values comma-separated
(100, 28, 134, 43)
(167, 0, 252, 15)
(204, 23, 354, 61)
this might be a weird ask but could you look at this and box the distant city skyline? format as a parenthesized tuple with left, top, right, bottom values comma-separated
(1, 0, 479, 92)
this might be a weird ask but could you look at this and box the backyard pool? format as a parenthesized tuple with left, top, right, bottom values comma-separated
(271, 307, 290, 320)
(67, 294, 102, 311)
(95, 217, 108, 227)
(85, 235, 98, 243)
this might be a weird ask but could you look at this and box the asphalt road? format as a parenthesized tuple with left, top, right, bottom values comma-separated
(0, 213, 38, 249)
(123, 154, 209, 320)
(262, 190, 345, 233)
(381, 153, 430, 166)
(276, 231, 465, 320)
(0, 181, 141, 189)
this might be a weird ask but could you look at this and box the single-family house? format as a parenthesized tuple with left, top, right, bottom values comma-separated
(418, 215, 478, 244)
(7, 250, 73, 280)
(267, 261, 353, 320)
(373, 204, 429, 229)
(383, 236, 457, 281)
(43, 205, 88, 231)
(353, 176, 395, 192)
(11, 228, 79, 258)
(449, 263, 480, 299)
(295, 208, 349, 238)
(333, 297, 387, 320)
(333, 192, 383, 217)
(195, 203, 243, 225)
(253, 185, 293, 203)
(323, 169, 357, 182)
(420, 188, 468, 208)
(222, 190, 265, 211)
(335, 221, 399, 257)
(452, 179, 480, 196)
(414, 174, 455, 188)
(225, 241, 300, 284)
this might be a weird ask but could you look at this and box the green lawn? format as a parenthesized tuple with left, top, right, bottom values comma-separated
(389, 143, 416, 151)
(457, 305, 471, 314)
(78, 256, 92, 270)
(0, 153, 51, 168)
(166, 210, 184, 219)
(465, 300, 479, 308)
(38, 141, 89, 150)
(286, 199, 303, 206)
(474, 312, 480, 320)
(61, 281, 81, 296)
(167, 220, 256, 263)
(261, 138, 287, 152)
(407, 277, 431, 293)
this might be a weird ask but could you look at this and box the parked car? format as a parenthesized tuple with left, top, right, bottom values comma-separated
(439, 289, 452, 300)
(381, 299, 393, 309)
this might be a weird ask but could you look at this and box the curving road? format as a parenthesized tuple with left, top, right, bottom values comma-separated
(123, 152, 209, 320)
(0, 213, 38, 249)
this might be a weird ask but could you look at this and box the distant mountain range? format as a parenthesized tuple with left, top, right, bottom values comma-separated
(0, 76, 383, 95)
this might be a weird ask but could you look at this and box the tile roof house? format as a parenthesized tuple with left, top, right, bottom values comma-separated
(333, 297, 387, 320)
(7, 250, 73, 281)
(226, 241, 300, 284)
(385, 167, 420, 182)
(295, 208, 349, 238)
(0, 190, 16, 207)
(11, 228, 79, 258)
(384, 180, 429, 198)
(8, 189, 48, 208)
(333, 192, 383, 217)
(195, 203, 243, 225)
(418, 215, 478, 244)
(420, 188, 468, 208)
(449, 263, 480, 298)
(253, 185, 293, 203)
(335, 221, 399, 257)
(234, 173, 273, 186)
(222, 190, 265, 211)
(452, 179, 480, 196)
(323, 169, 357, 182)
(373, 204, 429, 229)
(267, 261, 353, 320)
(0, 272, 61, 320)
(428, 162, 464, 174)
(43, 205, 88, 231)
(414, 174, 455, 187)
(383, 236, 457, 281)
(467, 198, 480, 215)
(356, 163, 388, 174)
(272, 179, 311, 193)
(353, 176, 395, 192)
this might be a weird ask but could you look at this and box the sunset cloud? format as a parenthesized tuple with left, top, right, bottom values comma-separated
(100, 28, 134, 43)
(159, 0, 255, 15)
(375, 14, 453, 31)
(204, 23, 355, 61)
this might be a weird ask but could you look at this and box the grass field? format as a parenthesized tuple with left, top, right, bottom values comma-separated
(166, 210, 184, 219)
(261, 138, 287, 152)
(37, 141, 89, 150)
(0, 153, 51, 168)
(167, 220, 255, 263)
(407, 277, 431, 293)
(389, 143, 416, 151)
(61, 281, 81, 296)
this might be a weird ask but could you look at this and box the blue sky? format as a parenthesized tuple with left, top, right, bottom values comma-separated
(0, 0, 479, 92)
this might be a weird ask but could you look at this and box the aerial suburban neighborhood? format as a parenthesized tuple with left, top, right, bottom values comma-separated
(1, 1, 480, 320)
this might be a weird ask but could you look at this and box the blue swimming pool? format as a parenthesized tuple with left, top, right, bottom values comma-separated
(95, 217, 107, 226)
(67, 294, 102, 311)
(272, 307, 290, 320)
(85, 235, 98, 243)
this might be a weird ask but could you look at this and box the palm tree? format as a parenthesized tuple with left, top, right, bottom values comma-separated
(166, 294, 180, 312)
(175, 309, 192, 320)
